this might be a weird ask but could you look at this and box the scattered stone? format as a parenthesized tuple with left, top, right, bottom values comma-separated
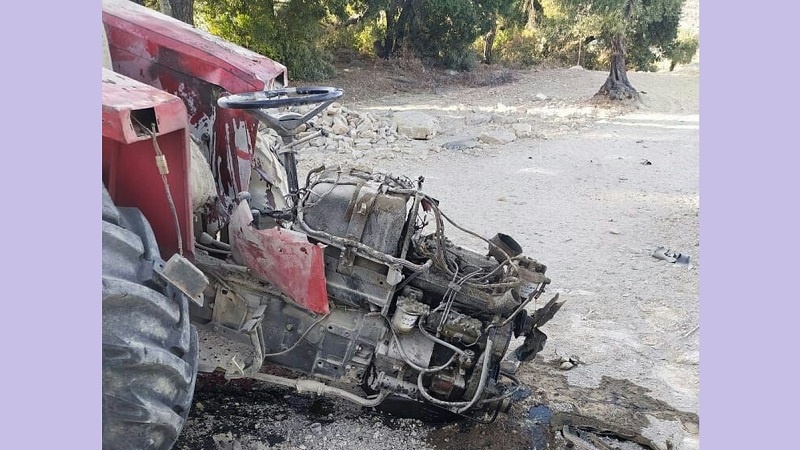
(392, 111, 439, 140)
(609, 229, 621, 235)
(331, 123, 350, 136)
(442, 139, 479, 151)
(333, 114, 348, 129)
(356, 119, 373, 133)
(358, 130, 377, 141)
(559, 361, 575, 370)
(466, 113, 492, 125)
(478, 130, 516, 145)
(511, 123, 533, 138)
(491, 113, 517, 124)
(533, 93, 548, 101)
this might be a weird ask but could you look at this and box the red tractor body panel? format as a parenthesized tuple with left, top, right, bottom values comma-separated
(101, 1, 329, 313)
(102, 68, 194, 259)
(102, 0, 287, 215)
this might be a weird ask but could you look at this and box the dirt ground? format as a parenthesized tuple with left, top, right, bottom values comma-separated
(174, 56, 699, 450)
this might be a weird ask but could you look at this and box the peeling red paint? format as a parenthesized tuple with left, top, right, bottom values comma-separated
(102, 68, 193, 260)
(102, 0, 286, 225)
(229, 202, 330, 314)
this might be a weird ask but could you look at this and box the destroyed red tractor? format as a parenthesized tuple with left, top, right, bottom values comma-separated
(101, 1, 564, 449)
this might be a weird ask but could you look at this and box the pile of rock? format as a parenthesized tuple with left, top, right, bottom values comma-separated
(289, 103, 404, 154)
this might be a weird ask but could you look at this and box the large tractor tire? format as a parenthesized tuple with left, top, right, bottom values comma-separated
(102, 186, 198, 450)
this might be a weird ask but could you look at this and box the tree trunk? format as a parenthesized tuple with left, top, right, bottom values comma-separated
(526, 0, 544, 29)
(159, 0, 194, 26)
(596, 33, 639, 101)
(381, 0, 410, 58)
(483, 17, 497, 64)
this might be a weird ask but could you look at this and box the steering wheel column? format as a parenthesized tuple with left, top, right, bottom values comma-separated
(217, 87, 344, 198)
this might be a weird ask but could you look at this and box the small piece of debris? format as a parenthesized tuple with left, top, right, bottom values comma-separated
(641, 159, 652, 165)
(651, 246, 691, 266)
(609, 229, 621, 235)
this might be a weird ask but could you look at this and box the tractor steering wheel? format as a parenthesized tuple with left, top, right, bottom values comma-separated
(217, 86, 344, 204)
(217, 87, 342, 110)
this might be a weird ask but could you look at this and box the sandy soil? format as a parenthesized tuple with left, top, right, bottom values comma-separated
(175, 58, 700, 450)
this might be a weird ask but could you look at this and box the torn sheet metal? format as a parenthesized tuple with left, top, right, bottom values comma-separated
(229, 201, 330, 314)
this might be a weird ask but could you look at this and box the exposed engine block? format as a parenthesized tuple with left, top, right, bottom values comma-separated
(192, 167, 559, 420)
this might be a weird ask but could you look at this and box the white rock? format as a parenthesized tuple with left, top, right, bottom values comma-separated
(332, 123, 350, 136)
(393, 111, 439, 140)
(534, 93, 548, 101)
(491, 114, 517, 124)
(355, 118, 371, 132)
(511, 123, 533, 138)
(296, 131, 314, 140)
(322, 115, 334, 127)
(359, 130, 377, 140)
(333, 114, 348, 129)
(479, 130, 516, 145)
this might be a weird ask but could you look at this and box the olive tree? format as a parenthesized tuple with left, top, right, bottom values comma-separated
(555, 0, 685, 100)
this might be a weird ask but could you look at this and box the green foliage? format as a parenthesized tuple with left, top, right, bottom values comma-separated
(412, 0, 484, 70)
(185, 0, 693, 76)
(548, 0, 688, 71)
(665, 31, 698, 70)
(492, 26, 540, 68)
(196, 0, 335, 80)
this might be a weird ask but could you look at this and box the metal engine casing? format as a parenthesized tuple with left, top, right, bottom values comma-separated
(300, 170, 413, 311)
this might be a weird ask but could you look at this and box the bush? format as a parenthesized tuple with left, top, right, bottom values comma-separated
(666, 32, 699, 70)
(411, 0, 483, 70)
(196, 0, 335, 81)
(493, 26, 539, 69)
